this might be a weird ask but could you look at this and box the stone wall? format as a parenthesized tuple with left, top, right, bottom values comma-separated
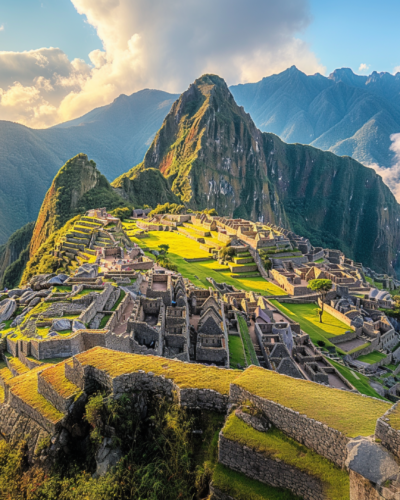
(37, 371, 75, 413)
(78, 283, 113, 325)
(8, 383, 62, 434)
(229, 384, 349, 467)
(105, 331, 133, 353)
(318, 300, 355, 329)
(330, 329, 359, 346)
(218, 434, 324, 500)
(375, 403, 400, 460)
(106, 293, 134, 333)
(0, 403, 50, 462)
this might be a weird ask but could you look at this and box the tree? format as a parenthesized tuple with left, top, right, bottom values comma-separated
(307, 279, 332, 322)
(111, 207, 132, 220)
(158, 244, 170, 256)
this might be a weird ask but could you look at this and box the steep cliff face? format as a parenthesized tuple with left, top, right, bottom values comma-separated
(112, 164, 179, 206)
(30, 154, 124, 258)
(0, 222, 34, 288)
(117, 74, 400, 274)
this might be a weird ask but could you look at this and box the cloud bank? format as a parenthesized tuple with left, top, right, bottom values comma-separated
(369, 134, 400, 201)
(0, 0, 325, 128)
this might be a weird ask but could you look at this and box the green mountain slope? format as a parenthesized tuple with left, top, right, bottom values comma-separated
(29, 153, 125, 259)
(230, 66, 400, 169)
(0, 222, 34, 289)
(118, 74, 400, 274)
(0, 89, 178, 244)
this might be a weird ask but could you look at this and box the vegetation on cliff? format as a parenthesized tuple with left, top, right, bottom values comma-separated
(29, 154, 126, 259)
(112, 164, 179, 207)
(0, 395, 228, 500)
(0, 221, 34, 289)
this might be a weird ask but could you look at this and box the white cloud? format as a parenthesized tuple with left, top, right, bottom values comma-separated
(0, 0, 325, 127)
(358, 63, 370, 73)
(369, 133, 400, 202)
(394, 66, 400, 75)
(0, 25, 4, 32)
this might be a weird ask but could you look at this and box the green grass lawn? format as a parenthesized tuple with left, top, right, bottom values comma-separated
(365, 277, 383, 290)
(111, 290, 126, 311)
(328, 359, 388, 401)
(212, 463, 300, 500)
(133, 231, 286, 295)
(228, 335, 246, 369)
(238, 316, 259, 366)
(357, 351, 387, 364)
(270, 301, 350, 352)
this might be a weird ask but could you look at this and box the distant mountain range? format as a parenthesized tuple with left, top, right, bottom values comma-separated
(231, 66, 400, 169)
(0, 89, 178, 243)
(2, 66, 400, 269)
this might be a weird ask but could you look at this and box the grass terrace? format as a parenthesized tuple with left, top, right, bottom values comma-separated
(357, 351, 387, 364)
(229, 335, 246, 369)
(40, 361, 81, 399)
(270, 300, 350, 352)
(75, 347, 239, 395)
(387, 402, 400, 430)
(222, 414, 349, 500)
(212, 463, 300, 500)
(111, 290, 126, 311)
(132, 231, 285, 295)
(233, 365, 390, 437)
(7, 368, 64, 424)
(238, 315, 259, 366)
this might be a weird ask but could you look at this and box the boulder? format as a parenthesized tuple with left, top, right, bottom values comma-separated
(47, 276, 65, 285)
(72, 320, 86, 332)
(8, 289, 25, 298)
(346, 437, 399, 485)
(94, 438, 122, 478)
(19, 291, 37, 305)
(57, 274, 69, 283)
(0, 299, 17, 323)
(29, 297, 41, 308)
(52, 319, 71, 331)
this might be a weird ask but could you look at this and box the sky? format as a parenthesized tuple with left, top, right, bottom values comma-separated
(0, 0, 399, 128)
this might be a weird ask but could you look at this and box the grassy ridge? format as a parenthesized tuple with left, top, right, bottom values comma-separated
(233, 366, 390, 437)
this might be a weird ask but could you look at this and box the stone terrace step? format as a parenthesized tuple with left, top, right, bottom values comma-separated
(72, 226, 92, 234)
(7, 367, 64, 434)
(38, 361, 82, 414)
(81, 217, 103, 225)
(0, 366, 14, 387)
(63, 241, 85, 251)
(5, 356, 30, 377)
(79, 221, 102, 229)
(66, 236, 90, 245)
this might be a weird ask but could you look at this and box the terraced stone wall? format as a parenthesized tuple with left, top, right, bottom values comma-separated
(218, 434, 324, 500)
(375, 403, 400, 460)
(229, 384, 349, 467)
